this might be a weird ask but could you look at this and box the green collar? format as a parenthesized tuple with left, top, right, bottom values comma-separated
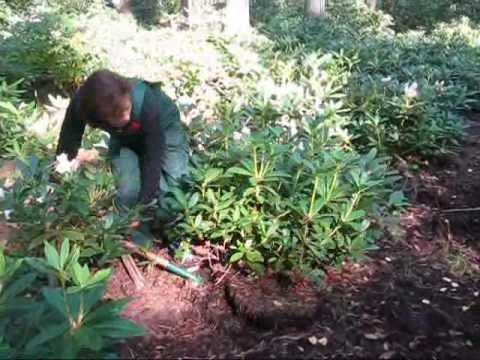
(129, 79, 147, 120)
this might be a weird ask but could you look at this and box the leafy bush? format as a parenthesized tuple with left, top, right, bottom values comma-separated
(258, 1, 477, 157)
(0, 240, 144, 358)
(166, 126, 399, 275)
(129, 0, 181, 26)
(382, 0, 480, 32)
(46, 0, 103, 13)
(159, 37, 403, 275)
(0, 78, 39, 157)
(0, 11, 99, 89)
(1, 155, 141, 263)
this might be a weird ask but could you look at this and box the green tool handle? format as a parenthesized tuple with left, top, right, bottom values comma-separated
(121, 241, 202, 285)
(165, 262, 203, 284)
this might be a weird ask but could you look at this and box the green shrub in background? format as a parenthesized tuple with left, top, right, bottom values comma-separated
(2, 0, 102, 14)
(382, 0, 480, 32)
(258, 0, 478, 158)
(0, 1, 12, 26)
(47, 0, 103, 13)
(0, 78, 39, 157)
(0, 11, 99, 89)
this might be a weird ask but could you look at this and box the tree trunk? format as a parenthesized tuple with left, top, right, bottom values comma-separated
(365, 0, 377, 10)
(304, 0, 327, 17)
(181, 0, 192, 17)
(225, 0, 250, 34)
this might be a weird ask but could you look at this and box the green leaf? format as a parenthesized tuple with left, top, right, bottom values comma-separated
(188, 193, 200, 208)
(80, 248, 103, 258)
(72, 326, 103, 352)
(25, 258, 52, 276)
(59, 239, 70, 269)
(72, 263, 90, 287)
(104, 213, 114, 230)
(44, 242, 60, 269)
(66, 290, 83, 320)
(85, 298, 131, 323)
(1, 273, 36, 299)
(42, 287, 68, 318)
(204, 168, 223, 183)
(0, 101, 19, 115)
(345, 210, 366, 222)
(229, 252, 244, 263)
(63, 230, 85, 242)
(88, 268, 112, 286)
(171, 188, 188, 208)
(65, 246, 81, 272)
(227, 166, 252, 177)
(91, 318, 145, 338)
(388, 190, 407, 206)
(82, 284, 106, 314)
(0, 249, 5, 277)
(246, 250, 264, 264)
(25, 322, 69, 351)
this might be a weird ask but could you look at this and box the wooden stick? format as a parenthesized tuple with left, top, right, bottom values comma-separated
(121, 255, 145, 291)
(439, 207, 480, 214)
(122, 241, 169, 268)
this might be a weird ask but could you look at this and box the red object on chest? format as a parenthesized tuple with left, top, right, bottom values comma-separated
(129, 120, 142, 131)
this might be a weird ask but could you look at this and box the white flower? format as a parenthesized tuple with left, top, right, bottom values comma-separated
(404, 82, 419, 98)
(178, 95, 194, 106)
(233, 131, 243, 141)
(55, 153, 80, 174)
(279, 115, 290, 127)
(4, 209, 13, 220)
(4, 178, 15, 189)
(295, 142, 305, 151)
(381, 76, 392, 82)
(0, 188, 4, 201)
(241, 126, 251, 136)
(289, 121, 298, 137)
(27, 116, 49, 135)
(278, 115, 298, 136)
(36, 196, 45, 204)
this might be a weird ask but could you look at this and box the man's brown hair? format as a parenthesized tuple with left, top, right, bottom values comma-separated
(78, 69, 133, 126)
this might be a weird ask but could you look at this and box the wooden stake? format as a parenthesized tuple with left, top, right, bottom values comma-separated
(121, 254, 145, 291)
(439, 207, 480, 214)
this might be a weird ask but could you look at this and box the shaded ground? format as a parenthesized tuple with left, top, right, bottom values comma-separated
(106, 117, 480, 359)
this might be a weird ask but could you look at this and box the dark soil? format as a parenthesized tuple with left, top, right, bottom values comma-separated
(105, 116, 480, 359)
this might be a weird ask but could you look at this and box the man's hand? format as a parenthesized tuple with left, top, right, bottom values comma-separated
(76, 148, 100, 164)
(129, 220, 142, 230)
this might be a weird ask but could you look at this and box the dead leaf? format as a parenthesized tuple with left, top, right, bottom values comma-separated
(318, 337, 328, 346)
(365, 332, 387, 340)
(0, 161, 16, 179)
(379, 350, 396, 360)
